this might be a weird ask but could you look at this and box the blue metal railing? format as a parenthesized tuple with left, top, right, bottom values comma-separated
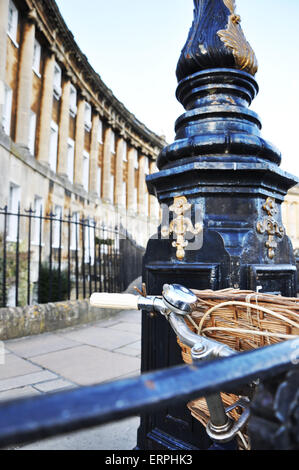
(0, 338, 298, 448)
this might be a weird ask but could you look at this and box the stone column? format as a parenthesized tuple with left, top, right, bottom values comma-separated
(57, 78, 71, 177)
(89, 112, 100, 195)
(102, 127, 113, 202)
(281, 199, 289, 233)
(127, 146, 136, 211)
(15, 12, 36, 146)
(74, 96, 85, 188)
(115, 137, 124, 206)
(0, 0, 9, 128)
(138, 155, 146, 215)
(37, 52, 55, 165)
(149, 161, 158, 219)
(295, 202, 299, 247)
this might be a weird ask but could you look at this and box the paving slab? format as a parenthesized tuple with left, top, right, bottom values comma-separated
(1, 309, 142, 450)
(115, 341, 141, 357)
(0, 386, 41, 402)
(5, 334, 79, 358)
(0, 354, 42, 380)
(108, 322, 141, 335)
(119, 311, 143, 324)
(57, 325, 140, 351)
(30, 344, 140, 386)
(33, 378, 76, 393)
(0, 370, 58, 392)
(114, 346, 141, 358)
(100, 310, 142, 325)
(20, 417, 140, 450)
(94, 318, 121, 328)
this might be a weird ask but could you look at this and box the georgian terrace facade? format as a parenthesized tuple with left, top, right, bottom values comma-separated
(282, 186, 299, 252)
(1, 0, 299, 256)
(0, 0, 165, 249)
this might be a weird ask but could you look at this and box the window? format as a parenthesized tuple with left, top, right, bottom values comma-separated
(97, 167, 101, 197)
(70, 212, 79, 250)
(110, 131, 115, 154)
(49, 121, 58, 172)
(8, 183, 20, 241)
(122, 141, 127, 162)
(52, 205, 62, 248)
(97, 119, 103, 144)
(133, 187, 138, 212)
(69, 84, 77, 117)
(7, 0, 18, 45)
(32, 39, 41, 76)
(53, 62, 62, 100)
(67, 138, 75, 183)
(289, 203, 297, 239)
(28, 111, 36, 155)
(134, 149, 139, 170)
(32, 196, 43, 244)
(2, 85, 12, 136)
(84, 219, 95, 264)
(110, 175, 114, 204)
(122, 181, 127, 208)
(82, 151, 90, 191)
(144, 192, 149, 216)
(84, 102, 92, 132)
(144, 158, 149, 175)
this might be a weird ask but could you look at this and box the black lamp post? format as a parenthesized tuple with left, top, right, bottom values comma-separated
(137, 0, 298, 450)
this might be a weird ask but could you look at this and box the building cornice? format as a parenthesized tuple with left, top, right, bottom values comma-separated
(26, 0, 165, 158)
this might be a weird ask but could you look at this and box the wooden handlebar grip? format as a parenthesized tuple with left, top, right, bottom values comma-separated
(90, 293, 139, 310)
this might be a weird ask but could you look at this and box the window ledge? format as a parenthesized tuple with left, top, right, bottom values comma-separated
(6, 237, 19, 243)
(31, 241, 45, 247)
(53, 87, 62, 100)
(70, 108, 77, 119)
(7, 32, 19, 49)
(33, 68, 41, 79)
(84, 122, 92, 132)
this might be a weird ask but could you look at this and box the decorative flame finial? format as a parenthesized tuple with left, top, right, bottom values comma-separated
(176, 0, 257, 82)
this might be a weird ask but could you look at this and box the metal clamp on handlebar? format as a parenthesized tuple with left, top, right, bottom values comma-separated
(139, 284, 236, 360)
(206, 398, 250, 443)
(138, 283, 249, 444)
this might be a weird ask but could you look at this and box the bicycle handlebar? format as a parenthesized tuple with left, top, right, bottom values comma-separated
(89, 288, 236, 360)
(90, 293, 139, 311)
(89, 285, 248, 443)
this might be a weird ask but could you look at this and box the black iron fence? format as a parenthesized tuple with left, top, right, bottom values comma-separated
(0, 206, 144, 308)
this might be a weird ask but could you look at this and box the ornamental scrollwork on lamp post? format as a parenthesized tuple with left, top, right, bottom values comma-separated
(256, 197, 285, 260)
(217, 0, 258, 76)
(161, 197, 202, 261)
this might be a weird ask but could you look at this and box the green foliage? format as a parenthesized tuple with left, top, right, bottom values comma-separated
(37, 263, 70, 304)
(95, 237, 114, 246)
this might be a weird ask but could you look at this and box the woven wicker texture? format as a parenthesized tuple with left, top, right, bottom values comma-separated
(177, 288, 299, 450)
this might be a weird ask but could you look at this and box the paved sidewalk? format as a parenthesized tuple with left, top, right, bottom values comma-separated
(0, 309, 142, 450)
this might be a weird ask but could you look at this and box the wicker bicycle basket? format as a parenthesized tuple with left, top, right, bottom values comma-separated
(177, 288, 299, 450)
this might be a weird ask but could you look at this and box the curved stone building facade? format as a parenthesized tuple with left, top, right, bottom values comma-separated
(1, 0, 298, 256)
(0, 0, 165, 248)
(282, 185, 299, 252)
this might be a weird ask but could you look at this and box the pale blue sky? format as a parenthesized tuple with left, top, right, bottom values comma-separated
(55, 0, 299, 177)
